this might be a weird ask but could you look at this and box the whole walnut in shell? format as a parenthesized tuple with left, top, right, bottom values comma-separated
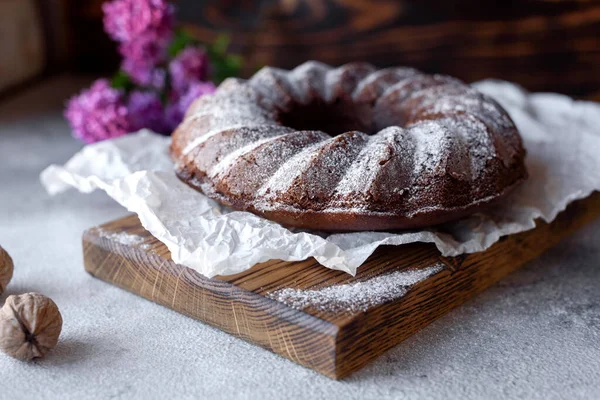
(0, 293, 63, 360)
(0, 246, 13, 294)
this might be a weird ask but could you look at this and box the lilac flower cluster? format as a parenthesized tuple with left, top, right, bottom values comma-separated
(103, 0, 174, 87)
(64, 82, 174, 142)
(65, 0, 219, 143)
(165, 47, 215, 129)
(102, 0, 174, 43)
(127, 90, 169, 134)
(165, 80, 216, 129)
(64, 80, 130, 143)
(169, 47, 210, 94)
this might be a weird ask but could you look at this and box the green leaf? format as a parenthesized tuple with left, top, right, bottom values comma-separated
(212, 55, 243, 83)
(166, 31, 243, 84)
(206, 34, 243, 83)
(226, 54, 243, 69)
(168, 29, 196, 57)
(211, 34, 231, 55)
(111, 70, 134, 92)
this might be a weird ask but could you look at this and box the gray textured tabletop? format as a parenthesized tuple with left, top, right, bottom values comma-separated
(1, 77, 599, 400)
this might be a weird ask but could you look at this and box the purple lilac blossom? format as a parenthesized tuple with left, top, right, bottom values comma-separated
(122, 55, 166, 89)
(64, 79, 131, 143)
(127, 90, 169, 134)
(164, 102, 182, 132)
(168, 47, 210, 94)
(102, 0, 174, 44)
(165, 81, 216, 129)
(103, 0, 174, 86)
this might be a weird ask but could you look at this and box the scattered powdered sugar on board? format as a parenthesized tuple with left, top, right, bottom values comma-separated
(96, 228, 151, 250)
(269, 264, 444, 313)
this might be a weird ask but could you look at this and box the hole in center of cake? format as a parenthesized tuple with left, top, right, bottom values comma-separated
(278, 100, 376, 136)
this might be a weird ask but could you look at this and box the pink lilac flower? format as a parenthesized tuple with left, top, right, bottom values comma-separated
(103, 0, 174, 86)
(168, 46, 210, 94)
(127, 90, 169, 134)
(102, 0, 174, 44)
(180, 81, 216, 111)
(165, 81, 216, 129)
(119, 34, 165, 66)
(64, 79, 131, 143)
(164, 102, 183, 132)
(122, 56, 166, 88)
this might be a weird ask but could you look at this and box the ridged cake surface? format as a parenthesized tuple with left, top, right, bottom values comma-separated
(170, 61, 527, 231)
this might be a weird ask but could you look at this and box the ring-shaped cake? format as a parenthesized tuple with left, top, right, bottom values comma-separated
(170, 61, 527, 231)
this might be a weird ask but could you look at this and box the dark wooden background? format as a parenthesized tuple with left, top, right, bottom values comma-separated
(177, 0, 600, 99)
(3, 0, 600, 100)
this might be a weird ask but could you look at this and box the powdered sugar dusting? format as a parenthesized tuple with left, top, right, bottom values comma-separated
(334, 128, 400, 195)
(258, 139, 329, 195)
(352, 67, 420, 102)
(409, 120, 447, 178)
(181, 89, 276, 155)
(377, 75, 461, 107)
(324, 67, 346, 102)
(437, 115, 495, 179)
(174, 61, 524, 221)
(406, 86, 517, 167)
(300, 132, 370, 196)
(287, 61, 331, 103)
(269, 264, 444, 312)
(248, 67, 301, 110)
(323, 63, 375, 102)
(209, 133, 288, 178)
(183, 124, 244, 155)
(410, 87, 515, 135)
(96, 228, 150, 250)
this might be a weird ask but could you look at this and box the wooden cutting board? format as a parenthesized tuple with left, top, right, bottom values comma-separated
(82, 192, 600, 379)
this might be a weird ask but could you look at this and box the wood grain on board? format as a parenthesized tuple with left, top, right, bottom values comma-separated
(83, 192, 600, 379)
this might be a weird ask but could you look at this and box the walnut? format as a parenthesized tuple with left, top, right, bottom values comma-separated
(0, 246, 13, 294)
(0, 293, 63, 360)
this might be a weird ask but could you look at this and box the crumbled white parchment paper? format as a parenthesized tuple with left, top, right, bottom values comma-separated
(40, 81, 600, 277)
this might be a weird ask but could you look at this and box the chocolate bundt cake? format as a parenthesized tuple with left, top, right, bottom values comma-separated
(170, 61, 527, 231)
